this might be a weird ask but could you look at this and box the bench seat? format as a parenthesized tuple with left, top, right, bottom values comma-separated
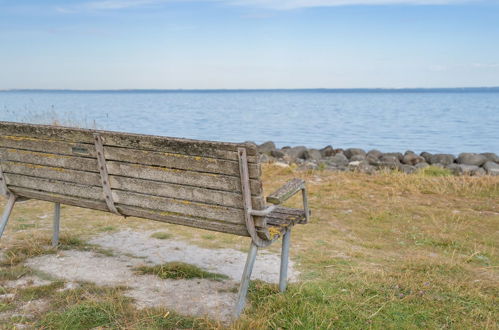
(265, 206, 308, 226)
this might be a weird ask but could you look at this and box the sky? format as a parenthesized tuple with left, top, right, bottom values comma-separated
(1, 0, 499, 89)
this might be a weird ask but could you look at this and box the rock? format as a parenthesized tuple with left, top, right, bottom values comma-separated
(284, 146, 307, 161)
(379, 155, 400, 169)
(348, 161, 375, 174)
(344, 148, 366, 159)
(366, 154, 382, 166)
(473, 167, 486, 176)
(404, 150, 415, 155)
(420, 152, 433, 163)
(350, 154, 366, 161)
(298, 162, 319, 171)
(446, 164, 462, 175)
(459, 164, 480, 175)
(483, 161, 499, 176)
(481, 152, 499, 163)
(259, 154, 273, 163)
(383, 152, 404, 162)
(320, 145, 335, 157)
(402, 153, 425, 165)
(457, 153, 488, 166)
(415, 162, 429, 169)
(257, 141, 276, 154)
(325, 153, 349, 167)
(303, 149, 322, 161)
(367, 149, 383, 159)
(400, 165, 417, 174)
(430, 154, 455, 165)
(270, 149, 285, 158)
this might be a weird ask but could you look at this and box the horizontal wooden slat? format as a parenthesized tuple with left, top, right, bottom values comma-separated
(8, 187, 250, 236)
(265, 206, 308, 226)
(0, 135, 96, 158)
(5, 174, 103, 200)
(0, 148, 99, 173)
(112, 191, 245, 224)
(266, 178, 305, 205)
(0, 121, 257, 160)
(104, 146, 260, 179)
(5, 173, 246, 224)
(0, 148, 263, 195)
(106, 162, 263, 195)
(109, 176, 254, 209)
(2, 161, 101, 186)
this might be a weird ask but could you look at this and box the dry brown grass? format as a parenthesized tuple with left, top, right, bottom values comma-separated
(0, 164, 498, 328)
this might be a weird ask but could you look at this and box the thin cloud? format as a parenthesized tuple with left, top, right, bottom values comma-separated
(55, 0, 491, 13)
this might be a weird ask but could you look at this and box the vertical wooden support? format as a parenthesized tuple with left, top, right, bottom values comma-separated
(233, 241, 258, 319)
(279, 228, 292, 292)
(94, 134, 121, 216)
(0, 162, 9, 197)
(0, 194, 16, 239)
(52, 202, 60, 248)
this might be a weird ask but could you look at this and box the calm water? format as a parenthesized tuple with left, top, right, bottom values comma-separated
(1, 90, 498, 154)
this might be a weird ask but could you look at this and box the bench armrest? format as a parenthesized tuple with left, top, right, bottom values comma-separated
(266, 178, 310, 224)
(267, 178, 305, 205)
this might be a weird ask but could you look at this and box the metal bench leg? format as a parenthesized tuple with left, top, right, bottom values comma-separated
(233, 241, 258, 319)
(52, 202, 60, 248)
(0, 194, 17, 239)
(279, 227, 292, 292)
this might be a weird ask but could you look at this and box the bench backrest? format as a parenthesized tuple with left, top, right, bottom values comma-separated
(0, 121, 266, 237)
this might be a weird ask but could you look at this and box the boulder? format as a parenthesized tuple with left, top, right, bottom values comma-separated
(366, 155, 382, 166)
(420, 152, 433, 163)
(430, 154, 455, 165)
(325, 153, 349, 167)
(284, 146, 307, 162)
(474, 167, 486, 176)
(402, 153, 425, 165)
(367, 149, 383, 159)
(457, 153, 487, 166)
(270, 149, 285, 158)
(383, 152, 404, 162)
(257, 141, 276, 154)
(320, 145, 335, 157)
(344, 148, 366, 159)
(348, 161, 375, 174)
(259, 153, 273, 163)
(481, 152, 499, 163)
(446, 164, 462, 175)
(303, 149, 322, 161)
(483, 161, 499, 176)
(350, 154, 366, 162)
(379, 155, 401, 169)
(400, 164, 417, 174)
(458, 164, 480, 175)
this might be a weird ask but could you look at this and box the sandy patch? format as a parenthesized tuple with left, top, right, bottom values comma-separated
(24, 230, 300, 322)
(89, 230, 300, 283)
(4, 276, 52, 289)
(26, 250, 237, 321)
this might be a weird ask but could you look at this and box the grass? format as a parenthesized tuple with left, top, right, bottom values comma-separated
(133, 262, 229, 281)
(0, 164, 498, 328)
(150, 231, 173, 240)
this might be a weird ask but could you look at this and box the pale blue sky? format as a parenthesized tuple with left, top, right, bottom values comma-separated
(1, 0, 499, 89)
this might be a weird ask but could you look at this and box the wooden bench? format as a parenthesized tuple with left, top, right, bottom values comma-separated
(0, 121, 310, 318)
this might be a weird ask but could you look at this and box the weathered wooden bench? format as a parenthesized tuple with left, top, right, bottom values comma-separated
(0, 121, 309, 318)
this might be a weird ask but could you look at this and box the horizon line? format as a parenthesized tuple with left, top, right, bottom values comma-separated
(2, 87, 499, 93)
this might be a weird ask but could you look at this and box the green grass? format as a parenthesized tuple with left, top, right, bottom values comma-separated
(18, 281, 65, 301)
(133, 262, 229, 281)
(0, 166, 497, 329)
(150, 231, 173, 240)
(419, 165, 453, 177)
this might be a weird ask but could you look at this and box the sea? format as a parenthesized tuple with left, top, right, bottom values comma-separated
(1, 89, 498, 154)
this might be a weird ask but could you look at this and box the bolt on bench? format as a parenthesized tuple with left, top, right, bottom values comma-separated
(0, 121, 310, 318)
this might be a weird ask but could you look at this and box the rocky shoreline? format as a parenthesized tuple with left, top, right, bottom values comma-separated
(256, 142, 499, 176)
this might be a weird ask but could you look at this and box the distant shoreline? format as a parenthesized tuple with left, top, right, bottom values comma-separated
(2, 87, 499, 93)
